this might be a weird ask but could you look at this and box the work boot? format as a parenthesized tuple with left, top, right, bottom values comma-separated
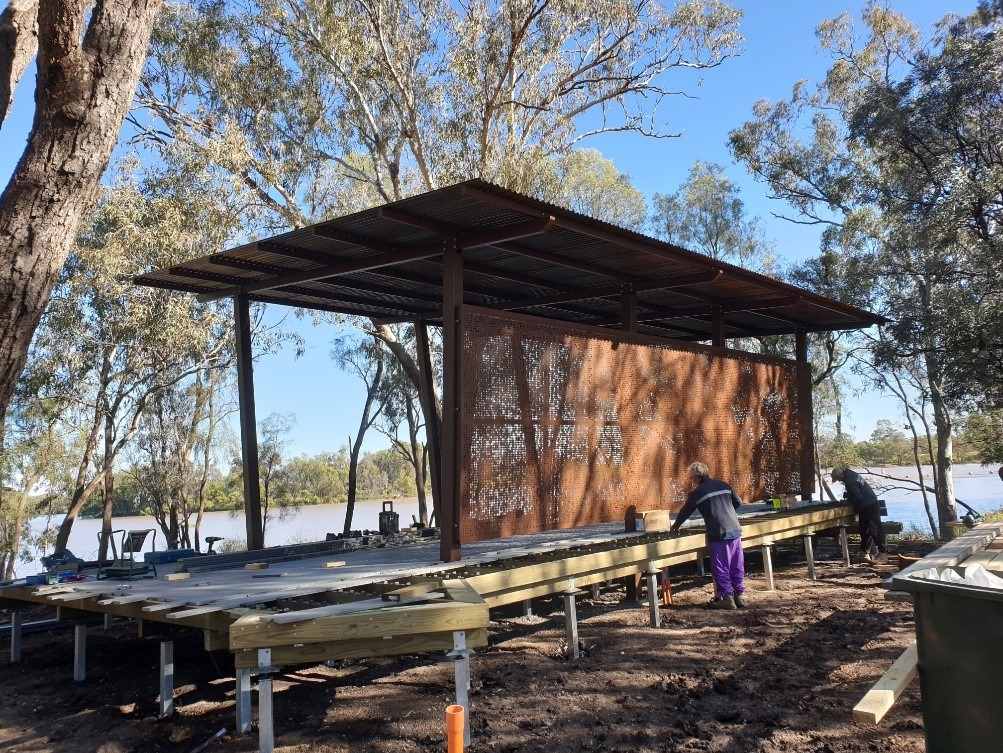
(851, 551, 873, 565)
(710, 594, 737, 610)
(733, 592, 746, 608)
(873, 552, 889, 565)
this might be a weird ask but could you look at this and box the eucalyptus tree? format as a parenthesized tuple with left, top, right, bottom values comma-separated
(0, 396, 74, 579)
(729, 2, 1003, 531)
(24, 183, 236, 555)
(135, 0, 742, 225)
(131, 364, 234, 550)
(651, 161, 775, 270)
(371, 325, 433, 525)
(331, 333, 387, 535)
(0, 0, 163, 427)
(255, 412, 297, 541)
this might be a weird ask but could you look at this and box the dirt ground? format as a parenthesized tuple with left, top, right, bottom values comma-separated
(0, 537, 939, 753)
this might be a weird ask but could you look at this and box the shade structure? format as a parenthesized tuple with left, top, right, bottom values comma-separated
(135, 179, 884, 560)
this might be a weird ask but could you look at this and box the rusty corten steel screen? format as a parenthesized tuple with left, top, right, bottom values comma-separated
(459, 307, 803, 542)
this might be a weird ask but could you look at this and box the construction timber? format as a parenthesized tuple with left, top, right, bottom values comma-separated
(1, 503, 855, 669)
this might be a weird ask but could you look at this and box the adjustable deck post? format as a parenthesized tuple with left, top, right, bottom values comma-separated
(160, 640, 174, 717)
(236, 667, 252, 734)
(73, 623, 87, 681)
(803, 534, 816, 580)
(761, 542, 775, 591)
(563, 577, 581, 660)
(590, 583, 601, 600)
(522, 599, 533, 617)
(9, 611, 21, 663)
(839, 525, 851, 568)
(644, 563, 661, 628)
(258, 648, 275, 753)
(450, 631, 472, 748)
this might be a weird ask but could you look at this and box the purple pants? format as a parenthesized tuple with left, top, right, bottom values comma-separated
(709, 538, 745, 597)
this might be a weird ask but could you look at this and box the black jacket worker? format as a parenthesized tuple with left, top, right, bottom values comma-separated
(831, 467, 887, 564)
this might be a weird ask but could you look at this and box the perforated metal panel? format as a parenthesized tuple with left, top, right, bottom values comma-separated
(459, 308, 802, 542)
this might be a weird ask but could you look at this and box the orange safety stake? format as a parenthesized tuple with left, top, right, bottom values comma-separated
(445, 704, 465, 753)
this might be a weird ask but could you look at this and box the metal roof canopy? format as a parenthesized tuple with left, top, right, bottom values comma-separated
(134, 179, 884, 340)
(135, 179, 883, 560)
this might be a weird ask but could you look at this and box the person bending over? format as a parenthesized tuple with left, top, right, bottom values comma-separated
(830, 467, 888, 565)
(670, 462, 746, 610)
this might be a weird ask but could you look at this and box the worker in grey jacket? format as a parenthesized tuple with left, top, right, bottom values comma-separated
(670, 461, 746, 609)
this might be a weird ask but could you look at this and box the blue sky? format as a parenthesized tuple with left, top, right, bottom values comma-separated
(1, 1, 973, 456)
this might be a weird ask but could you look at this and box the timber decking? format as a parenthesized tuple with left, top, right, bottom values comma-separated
(1, 502, 857, 667)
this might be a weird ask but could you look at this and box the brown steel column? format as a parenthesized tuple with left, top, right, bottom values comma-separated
(621, 285, 637, 332)
(234, 293, 264, 550)
(795, 329, 815, 500)
(440, 241, 463, 562)
(415, 320, 443, 526)
(711, 305, 725, 348)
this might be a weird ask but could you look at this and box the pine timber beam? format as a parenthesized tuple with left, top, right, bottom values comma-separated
(229, 601, 489, 651)
(232, 627, 489, 669)
(852, 643, 918, 724)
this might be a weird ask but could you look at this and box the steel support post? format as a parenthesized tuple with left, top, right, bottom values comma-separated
(236, 667, 252, 734)
(644, 568, 660, 628)
(522, 599, 533, 617)
(234, 292, 263, 550)
(711, 304, 725, 348)
(803, 534, 816, 580)
(839, 525, 851, 568)
(258, 649, 274, 753)
(761, 543, 775, 591)
(439, 242, 462, 563)
(73, 623, 86, 682)
(160, 640, 175, 717)
(9, 611, 21, 663)
(452, 631, 472, 748)
(795, 330, 815, 500)
(563, 578, 580, 660)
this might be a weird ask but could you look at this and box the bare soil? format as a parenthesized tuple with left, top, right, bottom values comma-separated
(0, 538, 938, 753)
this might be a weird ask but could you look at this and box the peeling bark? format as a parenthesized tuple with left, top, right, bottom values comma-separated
(0, 0, 162, 425)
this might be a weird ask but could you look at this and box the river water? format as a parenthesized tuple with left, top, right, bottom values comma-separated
(16, 464, 1003, 578)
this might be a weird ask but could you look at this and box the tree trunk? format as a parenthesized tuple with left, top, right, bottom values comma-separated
(0, 0, 162, 425)
(343, 355, 384, 535)
(0, 0, 39, 124)
(929, 381, 957, 535)
(919, 337, 956, 535)
(99, 411, 116, 560)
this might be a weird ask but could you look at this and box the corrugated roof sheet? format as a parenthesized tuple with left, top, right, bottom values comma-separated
(135, 179, 885, 340)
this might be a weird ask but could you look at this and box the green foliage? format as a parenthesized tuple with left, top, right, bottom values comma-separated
(856, 420, 914, 467)
(651, 161, 775, 270)
(730, 3, 1003, 526)
(138, 0, 743, 228)
(958, 411, 1003, 465)
(816, 432, 863, 469)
